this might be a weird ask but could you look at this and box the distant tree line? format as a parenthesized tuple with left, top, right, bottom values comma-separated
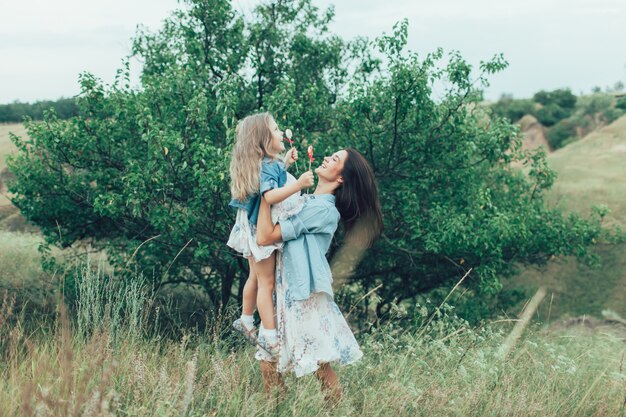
(492, 88, 626, 149)
(0, 98, 79, 123)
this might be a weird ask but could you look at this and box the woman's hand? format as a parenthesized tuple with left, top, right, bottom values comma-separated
(297, 170, 314, 190)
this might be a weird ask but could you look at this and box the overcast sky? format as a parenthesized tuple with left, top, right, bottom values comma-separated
(1, 0, 625, 104)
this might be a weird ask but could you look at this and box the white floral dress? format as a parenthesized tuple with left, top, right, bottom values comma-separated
(256, 251, 363, 377)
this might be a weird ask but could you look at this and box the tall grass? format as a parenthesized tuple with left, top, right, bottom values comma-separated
(0, 261, 624, 416)
(0, 231, 54, 322)
(74, 259, 155, 343)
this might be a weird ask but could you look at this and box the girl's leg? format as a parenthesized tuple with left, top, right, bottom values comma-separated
(315, 363, 342, 403)
(241, 257, 258, 316)
(254, 252, 276, 330)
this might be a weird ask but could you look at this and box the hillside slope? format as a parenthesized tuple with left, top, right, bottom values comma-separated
(511, 115, 626, 319)
(548, 114, 626, 227)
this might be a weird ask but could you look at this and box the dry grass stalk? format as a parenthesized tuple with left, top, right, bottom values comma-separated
(497, 286, 547, 360)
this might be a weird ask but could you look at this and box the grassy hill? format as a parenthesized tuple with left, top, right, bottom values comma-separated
(511, 115, 626, 319)
(548, 114, 626, 227)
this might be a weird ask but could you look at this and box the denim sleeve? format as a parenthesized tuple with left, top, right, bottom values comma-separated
(279, 202, 335, 242)
(260, 161, 282, 195)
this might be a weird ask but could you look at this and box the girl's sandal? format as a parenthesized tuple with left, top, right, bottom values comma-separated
(232, 318, 258, 346)
(256, 334, 280, 357)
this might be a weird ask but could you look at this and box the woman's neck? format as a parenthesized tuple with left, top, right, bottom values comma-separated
(313, 178, 339, 195)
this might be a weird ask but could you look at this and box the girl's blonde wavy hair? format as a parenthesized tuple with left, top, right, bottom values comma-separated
(229, 112, 276, 200)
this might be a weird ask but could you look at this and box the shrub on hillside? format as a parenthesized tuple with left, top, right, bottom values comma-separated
(533, 89, 577, 109)
(534, 103, 571, 127)
(603, 107, 625, 124)
(576, 93, 614, 118)
(546, 119, 577, 149)
(531, 89, 576, 127)
(490, 95, 535, 122)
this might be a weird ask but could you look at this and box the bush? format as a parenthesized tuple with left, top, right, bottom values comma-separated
(603, 107, 625, 124)
(576, 93, 614, 117)
(534, 103, 571, 127)
(531, 89, 577, 127)
(491, 96, 535, 122)
(533, 89, 577, 109)
(546, 119, 577, 149)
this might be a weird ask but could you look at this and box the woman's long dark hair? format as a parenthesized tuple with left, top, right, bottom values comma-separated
(334, 148, 383, 247)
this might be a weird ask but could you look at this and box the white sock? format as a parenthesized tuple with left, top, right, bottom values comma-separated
(241, 314, 255, 330)
(262, 328, 277, 344)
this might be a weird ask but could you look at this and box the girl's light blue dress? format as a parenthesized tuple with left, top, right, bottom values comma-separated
(256, 194, 363, 377)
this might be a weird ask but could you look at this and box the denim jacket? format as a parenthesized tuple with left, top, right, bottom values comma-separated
(279, 194, 340, 300)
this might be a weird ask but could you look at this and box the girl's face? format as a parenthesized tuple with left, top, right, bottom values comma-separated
(268, 118, 285, 155)
(315, 150, 347, 183)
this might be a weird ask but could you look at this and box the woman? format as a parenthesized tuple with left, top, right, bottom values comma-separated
(255, 148, 383, 400)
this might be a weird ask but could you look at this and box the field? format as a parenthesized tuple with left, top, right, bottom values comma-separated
(1, 265, 624, 416)
(0, 121, 625, 415)
(0, 123, 22, 172)
(0, 124, 29, 232)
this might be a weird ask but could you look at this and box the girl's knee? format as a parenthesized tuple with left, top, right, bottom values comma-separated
(256, 271, 275, 286)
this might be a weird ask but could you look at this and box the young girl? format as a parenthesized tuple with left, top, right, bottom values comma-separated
(227, 112, 314, 355)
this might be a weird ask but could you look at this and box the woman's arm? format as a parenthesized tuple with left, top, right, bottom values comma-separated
(256, 197, 283, 246)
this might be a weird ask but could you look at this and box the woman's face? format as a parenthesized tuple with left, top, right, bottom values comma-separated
(315, 150, 347, 183)
(268, 118, 285, 154)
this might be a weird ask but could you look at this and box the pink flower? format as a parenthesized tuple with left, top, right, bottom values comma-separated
(307, 145, 314, 162)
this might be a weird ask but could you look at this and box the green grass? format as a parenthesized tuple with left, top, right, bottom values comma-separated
(0, 263, 624, 416)
(0, 231, 53, 314)
(547, 114, 626, 228)
(0, 123, 25, 212)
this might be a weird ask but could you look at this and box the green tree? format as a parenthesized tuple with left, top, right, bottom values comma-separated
(325, 22, 606, 318)
(7, 1, 610, 320)
(7, 0, 347, 312)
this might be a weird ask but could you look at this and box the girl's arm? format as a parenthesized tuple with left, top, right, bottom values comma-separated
(263, 170, 314, 205)
(256, 197, 283, 246)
